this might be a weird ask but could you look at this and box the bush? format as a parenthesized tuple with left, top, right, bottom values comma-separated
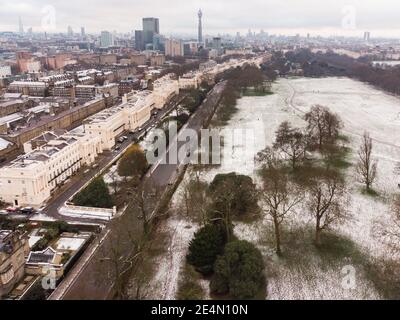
(209, 173, 259, 217)
(32, 238, 49, 252)
(210, 240, 265, 299)
(187, 224, 227, 275)
(73, 177, 114, 209)
(117, 144, 149, 179)
(177, 264, 205, 300)
(44, 228, 59, 241)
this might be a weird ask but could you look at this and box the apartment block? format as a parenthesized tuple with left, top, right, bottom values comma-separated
(179, 72, 201, 89)
(84, 90, 155, 151)
(0, 129, 102, 207)
(0, 230, 30, 298)
(152, 74, 179, 109)
(8, 81, 48, 97)
(165, 39, 184, 57)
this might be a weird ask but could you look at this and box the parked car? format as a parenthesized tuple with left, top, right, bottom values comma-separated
(6, 207, 18, 213)
(21, 207, 35, 215)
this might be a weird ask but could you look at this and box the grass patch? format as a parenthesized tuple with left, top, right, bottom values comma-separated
(177, 264, 206, 300)
(214, 103, 239, 127)
(242, 89, 274, 97)
(364, 259, 400, 300)
(323, 146, 353, 170)
(260, 223, 399, 299)
(361, 188, 380, 198)
(337, 134, 351, 144)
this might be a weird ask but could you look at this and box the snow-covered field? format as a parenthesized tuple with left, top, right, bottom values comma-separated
(147, 77, 400, 300)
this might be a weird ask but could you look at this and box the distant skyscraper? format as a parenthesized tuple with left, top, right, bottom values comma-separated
(213, 37, 222, 51)
(100, 31, 114, 48)
(81, 27, 86, 37)
(18, 16, 24, 34)
(198, 9, 203, 43)
(143, 17, 159, 47)
(364, 31, 371, 42)
(247, 29, 252, 38)
(135, 30, 145, 51)
(153, 34, 163, 51)
(67, 26, 73, 36)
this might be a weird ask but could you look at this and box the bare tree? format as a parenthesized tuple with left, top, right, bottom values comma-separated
(273, 121, 307, 169)
(181, 171, 210, 225)
(306, 170, 349, 246)
(394, 162, 400, 177)
(260, 159, 304, 256)
(375, 195, 400, 254)
(305, 105, 342, 150)
(128, 177, 162, 235)
(108, 166, 120, 196)
(356, 132, 378, 191)
(209, 179, 236, 242)
(95, 216, 143, 299)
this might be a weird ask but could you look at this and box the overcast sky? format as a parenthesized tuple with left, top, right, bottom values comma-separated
(1, 0, 400, 37)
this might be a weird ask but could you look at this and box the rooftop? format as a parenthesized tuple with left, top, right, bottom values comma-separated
(0, 230, 12, 242)
(9, 81, 47, 87)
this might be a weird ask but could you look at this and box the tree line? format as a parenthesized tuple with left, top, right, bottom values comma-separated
(273, 48, 400, 95)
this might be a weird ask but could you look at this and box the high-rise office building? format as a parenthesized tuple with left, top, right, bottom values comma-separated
(18, 16, 24, 34)
(81, 27, 86, 37)
(143, 17, 159, 47)
(67, 26, 73, 37)
(165, 39, 184, 57)
(364, 31, 371, 42)
(153, 34, 164, 51)
(100, 31, 114, 48)
(213, 37, 222, 51)
(198, 9, 203, 43)
(135, 30, 145, 51)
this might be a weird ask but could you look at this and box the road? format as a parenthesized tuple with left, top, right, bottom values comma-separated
(49, 82, 226, 300)
(150, 81, 226, 187)
(40, 94, 186, 223)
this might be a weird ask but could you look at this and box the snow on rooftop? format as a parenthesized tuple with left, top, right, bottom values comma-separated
(0, 137, 12, 151)
(55, 237, 86, 251)
(28, 235, 43, 248)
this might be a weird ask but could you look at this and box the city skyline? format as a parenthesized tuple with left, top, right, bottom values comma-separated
(3, 0, 400, 38)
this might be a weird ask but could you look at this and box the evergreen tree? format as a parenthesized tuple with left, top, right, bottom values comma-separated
(73, 177, 114, 209)
(187, 224, 227, 275)
(210, 240, 265, 299)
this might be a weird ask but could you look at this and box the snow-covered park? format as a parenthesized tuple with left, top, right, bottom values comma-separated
(143, 77, 400, 300)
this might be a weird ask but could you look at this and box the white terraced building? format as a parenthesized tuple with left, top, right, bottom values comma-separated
(152, 74, 180, 109)
(0, 84, 162, 207)
(0, 130, 102, 207)
(178, 72, 202, 89)
(84, 90, 155, 151)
